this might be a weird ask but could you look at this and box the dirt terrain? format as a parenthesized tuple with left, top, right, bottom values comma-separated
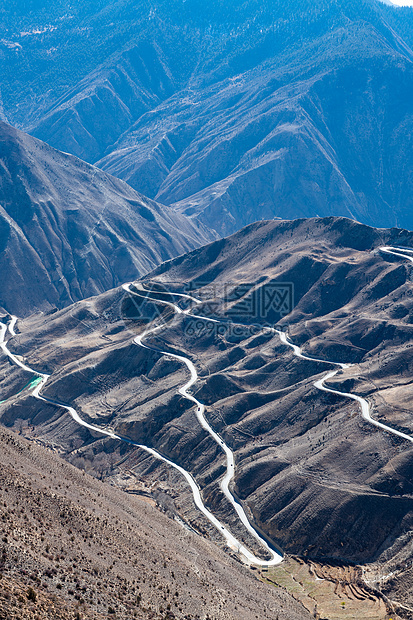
(2, 217, 413, 614)
(261, 556, 396, 620)
(0, 424, 311, 619)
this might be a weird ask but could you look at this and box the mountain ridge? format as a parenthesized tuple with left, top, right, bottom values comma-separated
(0, 120, 214, 316)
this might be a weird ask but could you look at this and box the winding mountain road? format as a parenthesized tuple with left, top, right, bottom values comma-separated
(8, 316, 17, 337)
(379, 246, 413, 263)
(1, 245, 412, 566)
(123, 283, 282, 564)
(276, 331, 413, 444)
(0, 309, 282, 566)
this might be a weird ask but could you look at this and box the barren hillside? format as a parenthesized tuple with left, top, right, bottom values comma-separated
(2, 217, 413, 613)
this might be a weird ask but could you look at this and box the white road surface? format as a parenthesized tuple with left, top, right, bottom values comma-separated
(123, 283, 282, 565)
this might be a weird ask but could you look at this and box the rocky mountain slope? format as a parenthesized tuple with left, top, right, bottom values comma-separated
(2, 216, 413, 588)
(0, 121, 213, 316)
(0, 425, 311, 619)
(1, 0, 413, 233)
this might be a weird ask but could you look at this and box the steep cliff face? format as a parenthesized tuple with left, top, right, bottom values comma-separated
(0, 121, 213, 316)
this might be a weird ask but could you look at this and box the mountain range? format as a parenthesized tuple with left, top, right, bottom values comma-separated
(1, 0, 413, 235)
(2, 0, 413, 617)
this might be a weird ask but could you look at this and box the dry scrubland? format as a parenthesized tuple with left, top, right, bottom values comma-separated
(0, 425, 311, 620)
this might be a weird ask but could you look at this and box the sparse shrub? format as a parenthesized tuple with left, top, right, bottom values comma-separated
(27, 586, 37, 602)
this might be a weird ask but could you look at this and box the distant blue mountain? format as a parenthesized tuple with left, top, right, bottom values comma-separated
(1, 0, 413, 234)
